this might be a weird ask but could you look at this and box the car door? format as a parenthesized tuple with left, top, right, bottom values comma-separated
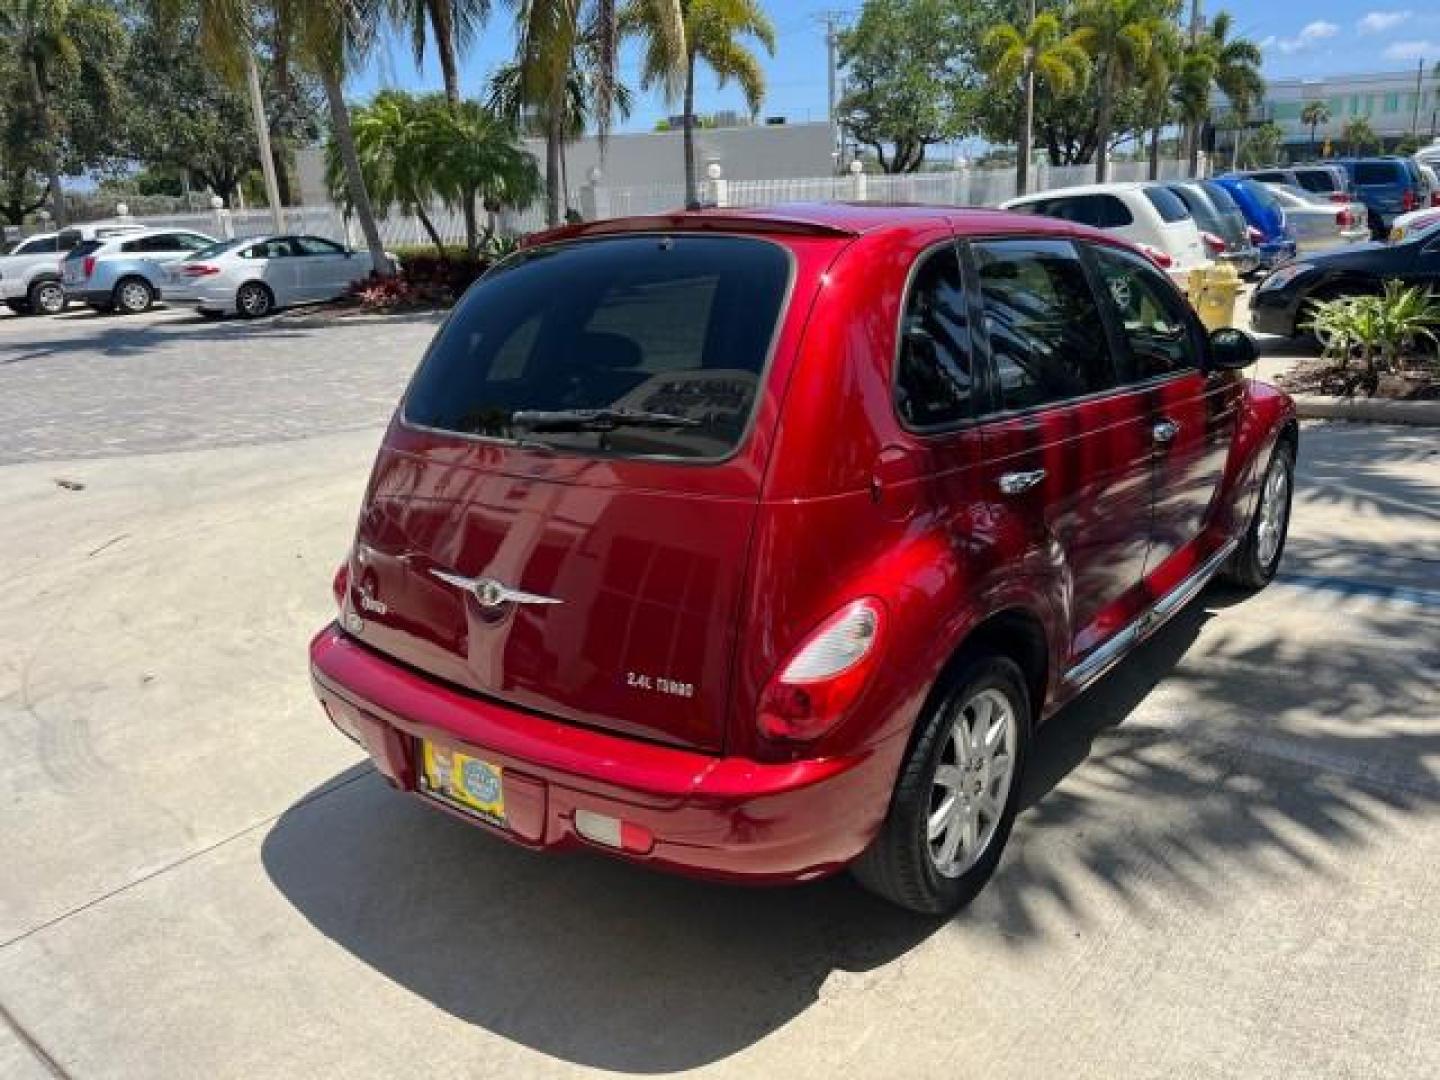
(967, 237, 1155, 668)
(293, 236, 358, 300)
(246, 238, 300, 303)
(1083, 242, 1241, 598)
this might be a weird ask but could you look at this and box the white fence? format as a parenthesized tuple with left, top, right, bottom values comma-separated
(87, 156, 1204, 252)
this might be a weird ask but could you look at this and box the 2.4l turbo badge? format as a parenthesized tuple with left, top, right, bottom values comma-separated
(627, 672, 695, 699)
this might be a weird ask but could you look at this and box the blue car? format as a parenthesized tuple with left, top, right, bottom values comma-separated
(1213, 175, 1297, 270)
(1332, 157, 1429, 238)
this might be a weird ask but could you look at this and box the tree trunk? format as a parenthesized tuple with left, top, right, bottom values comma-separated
(1186, 119, 1201, 175)
(545, 110, 563, 227)
(427, 0, 461, 106)
(1148, 122, 1162, 179)
(27, 59, 67, 227)
(683, 52, 698, 207)
(1094, 66, 1113, 183)
(321, 69, 392, 277)
(417, 205, 446, 259)
(1017, 61, 1035, 196)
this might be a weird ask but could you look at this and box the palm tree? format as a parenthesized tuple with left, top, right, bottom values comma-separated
(1138, 11, 1181, 179)
(329, 90, 449, 256)
(623, 0, 775, 207)
(1342, 117, 1378, 156)
(1300, 101, 1330, 159)
(422, 99, 543, 246)
(1178, 10, 1261, 174)
(387, 0, 490, 105)
(982, 9, 1089, 195)
(1071, 0, 1161, 183)
(488, 28, 635, 224)
(165, 0, 392, 276)
(512, 0, 684, 227)
(1, 0, 121, 226)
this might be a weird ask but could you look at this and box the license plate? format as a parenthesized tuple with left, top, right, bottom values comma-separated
(418, 740, 505, 826)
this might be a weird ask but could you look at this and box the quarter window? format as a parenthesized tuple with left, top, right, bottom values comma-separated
(973, 239, 1117, 413)
(895, 245, 973, 428)
(1088, 244, 1199, 381)
(16, 236, 59, 254)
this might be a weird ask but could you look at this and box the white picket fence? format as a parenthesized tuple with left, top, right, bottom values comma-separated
(95, 156, 1202, 251)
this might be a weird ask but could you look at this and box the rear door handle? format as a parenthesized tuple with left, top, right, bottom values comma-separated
(998, 469, 1046, 495)
(1153, 419, 1180, 444)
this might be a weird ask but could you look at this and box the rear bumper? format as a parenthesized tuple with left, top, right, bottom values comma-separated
(308, 624, 898, 883)
(1249, 289, 1300, 337)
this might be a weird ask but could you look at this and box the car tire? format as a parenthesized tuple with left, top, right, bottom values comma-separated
(28, 279, 66, 316)
(1222, 440, 1295, 591)
(113, 277, 154, 314)
(235, 282, 275, 319)
(851, 653, 1030, 914)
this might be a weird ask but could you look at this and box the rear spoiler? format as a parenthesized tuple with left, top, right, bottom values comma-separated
(521, 211, 860, 248)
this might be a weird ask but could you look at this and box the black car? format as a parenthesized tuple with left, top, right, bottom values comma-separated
(1250, 211, 1440, 338)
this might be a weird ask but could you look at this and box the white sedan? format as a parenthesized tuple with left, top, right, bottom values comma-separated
(1260, 184, 1370, 254)
(164, 234, 377, 318)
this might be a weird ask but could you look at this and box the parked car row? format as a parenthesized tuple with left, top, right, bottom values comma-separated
(1250, 206, 1440, 342)
(2, 225, 378, 319)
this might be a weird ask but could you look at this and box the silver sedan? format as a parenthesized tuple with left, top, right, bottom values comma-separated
(164, 234, 377, 318)
(1261, 184, 1370, 254)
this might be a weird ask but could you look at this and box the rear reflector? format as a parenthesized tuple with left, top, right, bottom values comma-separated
(574, 809, 654, 854)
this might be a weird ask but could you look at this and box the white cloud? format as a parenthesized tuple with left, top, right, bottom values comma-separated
(1276, 21, 1340, 54)
(1384, 38, 1440, 59)
(1358, 10, 1412, 34)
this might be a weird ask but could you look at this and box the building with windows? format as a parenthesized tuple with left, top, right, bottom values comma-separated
(1215, 68, 1440, 160)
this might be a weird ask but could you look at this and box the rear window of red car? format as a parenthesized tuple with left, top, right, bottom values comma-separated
(404, 234, 792, 459)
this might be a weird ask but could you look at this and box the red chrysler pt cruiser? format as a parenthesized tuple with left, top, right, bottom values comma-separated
(310, 205, 1296, 913)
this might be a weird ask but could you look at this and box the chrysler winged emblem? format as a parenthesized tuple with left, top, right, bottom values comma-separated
(429, 569, 563, 610)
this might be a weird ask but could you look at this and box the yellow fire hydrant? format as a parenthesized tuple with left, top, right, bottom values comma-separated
(1187, 262, 1241, 330)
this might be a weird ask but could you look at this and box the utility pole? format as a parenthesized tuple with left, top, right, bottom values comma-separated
(245, 51, 286, 232)
(1185, 0, 1203, 175)
(817, 11, 846, 172)
(1412, 58, 1425, 139)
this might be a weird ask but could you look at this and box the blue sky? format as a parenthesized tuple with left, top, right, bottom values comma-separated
(352, 3, 1440, 133)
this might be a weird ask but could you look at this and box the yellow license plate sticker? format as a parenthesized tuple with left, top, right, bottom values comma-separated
(420, 741, 505, 825)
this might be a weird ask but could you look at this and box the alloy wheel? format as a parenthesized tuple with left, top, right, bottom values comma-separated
(118, 281, 151, 313)
(34, 282, 65, 315)
(927, 687, 1017, 878)
(1256, 458, 1290, 569)
(237, 284, 272, 318)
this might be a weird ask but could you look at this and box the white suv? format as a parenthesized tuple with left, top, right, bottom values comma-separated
(1, 223, 147, 316)
(1002, 182, 1213, 284)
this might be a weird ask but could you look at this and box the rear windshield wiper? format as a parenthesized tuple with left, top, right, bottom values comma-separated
(510, 408, 703, 433)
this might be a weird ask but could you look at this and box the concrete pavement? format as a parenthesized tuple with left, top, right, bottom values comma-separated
(1, 417, 1436, 1078)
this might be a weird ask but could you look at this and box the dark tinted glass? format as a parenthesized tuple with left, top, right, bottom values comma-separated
(974, 239, 1116, 413)
(896, 245, 973, 428)
(1292, 168, 1336, 193)
(1028, 194, 1133, 228)
(297, 236, 345, 255)
(1143, 186, 1190, 222)
(65, 240, 102, 262)
(18, 236, 59, 253)
(1200, 181, 1240, 211)
(1089, 244, 1199, 381)
(1353, 162, 1401, 185)
(405, 235, 790, 459)
(1249, 171, 1286, 184)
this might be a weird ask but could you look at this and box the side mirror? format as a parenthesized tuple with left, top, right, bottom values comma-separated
(1207, 326, 1258, 371)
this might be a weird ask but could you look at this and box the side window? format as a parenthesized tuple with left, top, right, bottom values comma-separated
(18, 237, 59, 254)
(1095, 195, 1135, 227)
(1088, 244, 1200, 381)
(175, 233, 213, 251)
(296, 236, 345, 256)
(895, 245, 973, 428)
(974, 239, 1116, 413)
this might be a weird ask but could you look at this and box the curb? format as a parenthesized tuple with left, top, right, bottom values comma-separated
(1292, 393, 1440, 426)
(274, 308, 447, 329)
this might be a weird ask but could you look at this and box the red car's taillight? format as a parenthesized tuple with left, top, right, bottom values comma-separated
(183, 264, 221, 277)
(1336, 208, 1353, 229)
(1247, 226, 1264, 243)
(82, 255, 96, 278)
(1201, 231, 1226, 255)
(332, 561, 350, 609)
(758, 598, 886, 742)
